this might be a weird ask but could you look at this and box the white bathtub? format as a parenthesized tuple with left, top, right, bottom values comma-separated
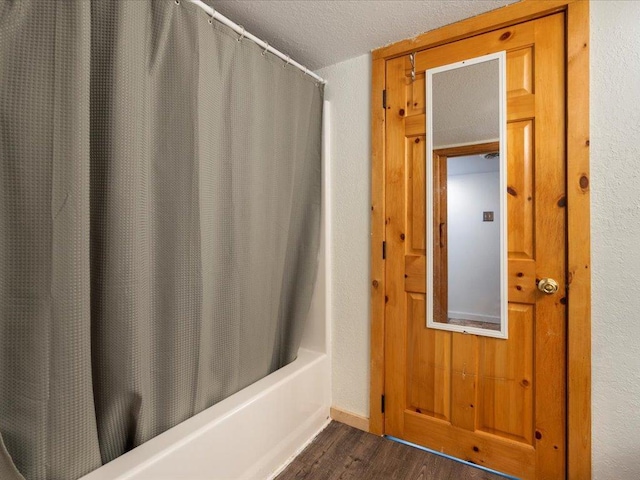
(80, 348, 330, 480)
(81, 100, 333, 480)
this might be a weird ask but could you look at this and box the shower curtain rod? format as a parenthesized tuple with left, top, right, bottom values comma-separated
(186, 0, 327, 85)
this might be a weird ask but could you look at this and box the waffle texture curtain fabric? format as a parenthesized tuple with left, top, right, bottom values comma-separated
(0, 1, 323, 478)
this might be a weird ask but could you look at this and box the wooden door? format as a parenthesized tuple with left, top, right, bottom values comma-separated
(384, 13, 566, 479)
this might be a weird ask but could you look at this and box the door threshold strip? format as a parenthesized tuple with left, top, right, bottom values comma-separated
(384, 435, 519, 480)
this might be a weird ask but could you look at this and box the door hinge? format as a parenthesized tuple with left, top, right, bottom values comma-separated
(381, 394, 385, 414)
(382, 90, 386, 109)
(382, 241, 386, 260)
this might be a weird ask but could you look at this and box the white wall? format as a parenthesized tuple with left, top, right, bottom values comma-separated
(591, 2, 640, 478)
(317, 2, 640, 475)
(447, 171, 501, 322)
(316, 55, 372, 417)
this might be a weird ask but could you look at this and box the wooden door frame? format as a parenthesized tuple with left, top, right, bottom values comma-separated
(369, 1, 590, 478)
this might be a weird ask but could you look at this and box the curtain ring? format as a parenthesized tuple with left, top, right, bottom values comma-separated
(237, 26, 245, 42)
(262, 43, 269, 56)
(283, 56, 291, 68)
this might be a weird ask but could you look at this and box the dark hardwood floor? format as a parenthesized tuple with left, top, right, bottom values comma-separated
(276, 422, 507, 480)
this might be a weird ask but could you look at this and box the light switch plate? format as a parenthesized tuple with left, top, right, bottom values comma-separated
(483, 211, 494, 222)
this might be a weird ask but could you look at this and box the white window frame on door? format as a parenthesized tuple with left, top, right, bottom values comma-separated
(425, 51, 508, 339)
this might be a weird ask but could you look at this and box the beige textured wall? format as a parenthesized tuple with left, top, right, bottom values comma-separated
(316, 55, 372, 416)
(590, 2, 640, 478)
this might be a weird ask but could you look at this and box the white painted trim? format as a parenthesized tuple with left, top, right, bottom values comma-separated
(322, 100, 333, 406)
(425, 51, 508, 340)
(498, 50, 508, 340)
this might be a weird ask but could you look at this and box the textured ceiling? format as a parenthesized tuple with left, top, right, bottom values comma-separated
(433, 59, 500, 148)
(210, 0, 519, 71)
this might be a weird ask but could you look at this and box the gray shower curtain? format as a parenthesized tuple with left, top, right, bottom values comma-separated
(0, 1, 322, 479)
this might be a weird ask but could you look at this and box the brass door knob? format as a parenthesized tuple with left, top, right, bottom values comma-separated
(538, 278, 559, 295)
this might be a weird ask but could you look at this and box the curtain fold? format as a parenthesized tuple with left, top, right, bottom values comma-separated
(0, 1, 323, 478)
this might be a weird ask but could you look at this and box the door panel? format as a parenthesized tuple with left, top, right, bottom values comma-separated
(507, 120, 535, 259)
(408, 136, 426, 254)
(477, 308, 534, 444)
(407, 294, 450, 421)
(384, 14, 566, 479)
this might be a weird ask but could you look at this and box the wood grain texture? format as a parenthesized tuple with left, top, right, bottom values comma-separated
(566, 1, 591, 478)
(330, 407, 370, 433)
(382, 12, 567, 480)
(433, 152, 448, 324)
(478, 307, 534, 445)
(409, 136, 426, 254)
(411, 21, 535, 74)
(407, 298, 451, 421)
(506, 120, 534, 259)
(276, 422, 505, 480)
(450, 334, 478, 432)
(403, 256, 537, 305)
(403, 411, 536, 479)
(372, 0, 577, 61)
(370, 2, 591, 477)
(369, 56, 386, 436)
(532, 14, 567, 478)
(383, 56, 409, 438)
(433, 142, 500, 159)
